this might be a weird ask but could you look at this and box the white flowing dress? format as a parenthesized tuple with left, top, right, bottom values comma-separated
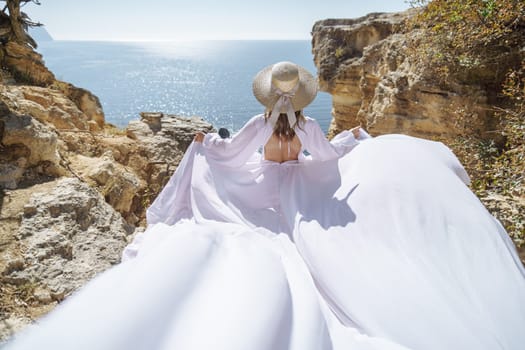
(4, 114, 525, 350)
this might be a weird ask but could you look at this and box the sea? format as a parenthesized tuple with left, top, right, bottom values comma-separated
(36, 40, 333, 133)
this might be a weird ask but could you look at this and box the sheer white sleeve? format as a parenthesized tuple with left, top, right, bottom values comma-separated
(201, 114, 271, 167)
(299, 118, 371, 161)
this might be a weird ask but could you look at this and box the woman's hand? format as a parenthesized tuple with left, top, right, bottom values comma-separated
(194, 131, 206, 143)
(350, 126, 361, 139)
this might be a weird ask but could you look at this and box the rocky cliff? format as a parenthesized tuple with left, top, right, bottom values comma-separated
(0, 41, 213, 341)
(312, 10, 492, 139)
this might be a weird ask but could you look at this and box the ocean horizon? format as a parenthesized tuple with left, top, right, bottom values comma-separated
(36, 40, 333, 133)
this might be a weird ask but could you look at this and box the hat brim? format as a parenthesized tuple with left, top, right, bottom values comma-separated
(252, 63, 318, 112)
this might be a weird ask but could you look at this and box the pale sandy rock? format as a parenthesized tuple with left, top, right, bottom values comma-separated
(1, 113, 59, 165)
(88, 158, 116, 185)
(312, 10, 490, 139)
(2, 41, 55, 87)
(4, 177, 134, 302)
(0, 177, 136, 342)
(97, 114, 213, 223)
(54, 81, 105, 127)
(1, 85, 90, 131)
(87, 120, 101, 132)
(27, 114, 213, 225)
(126, 114, 212, 164)
(58, 130, 98, 155)
(0, 113, 63, 189)
(0, 181, 63, 341)
(139, 111, 162, 131)
(101, 170, 142, 218)
(33, 287, 53, 304)
(82, 114, 215, 224)
(67, 154, 146, 224)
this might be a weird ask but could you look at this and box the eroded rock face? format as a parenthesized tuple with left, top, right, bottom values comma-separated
(1, 85, 91, 131)
(0, 111, 64, 189)
(14, 178, 133, 295)
(0, 88, 213, 223)
(126, 112, 212, 164)
(32, 112, 214, 225)
(92, 113, 214, 224)
(2, 42, 55, 87)
(54, 81, 105, 128)
(0, 178, 134, 339)
(312, 11, 490, 139)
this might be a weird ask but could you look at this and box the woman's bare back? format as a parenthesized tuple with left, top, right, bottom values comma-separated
(264, 133, 302, 163)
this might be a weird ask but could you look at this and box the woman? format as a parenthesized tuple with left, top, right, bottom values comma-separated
(4, 62, 525, 350)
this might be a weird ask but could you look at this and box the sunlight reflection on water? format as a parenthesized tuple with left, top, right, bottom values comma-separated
(37, 40, 333, 132)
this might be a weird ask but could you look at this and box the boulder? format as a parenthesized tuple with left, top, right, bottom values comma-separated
(0, 112, 63, 189)
(2, 177, 134, 300)
(1, 85, 90, 131)
(53, 81, 105, 127)
(0, 178, 134, 341)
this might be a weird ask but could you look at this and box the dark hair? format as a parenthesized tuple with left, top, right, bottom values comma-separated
(265, 110, 305, 141)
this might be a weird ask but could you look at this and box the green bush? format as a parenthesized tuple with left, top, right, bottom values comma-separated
(408, 0, 525, 247)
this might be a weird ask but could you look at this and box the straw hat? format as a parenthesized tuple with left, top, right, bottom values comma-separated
(252, 61, 318, 113)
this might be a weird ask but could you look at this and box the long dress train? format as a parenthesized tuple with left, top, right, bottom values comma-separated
(4, 115, 525, 350)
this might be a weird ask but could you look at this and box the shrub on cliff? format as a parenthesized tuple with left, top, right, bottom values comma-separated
(408, 0, 524, 87)
(408, 0, 525, 247)
(0, 0, 55, 86)
(0, 0, 43, 49)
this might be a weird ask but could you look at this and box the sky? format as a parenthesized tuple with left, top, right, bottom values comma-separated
(25, 0, 411, 41)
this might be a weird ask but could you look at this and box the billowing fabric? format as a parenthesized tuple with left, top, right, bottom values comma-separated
(5, 115, 525, 350)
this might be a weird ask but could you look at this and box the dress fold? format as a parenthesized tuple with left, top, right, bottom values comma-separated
(5, 117, 525, 350)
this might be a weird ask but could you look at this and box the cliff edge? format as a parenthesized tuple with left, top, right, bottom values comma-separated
(312, 10, 492, 139)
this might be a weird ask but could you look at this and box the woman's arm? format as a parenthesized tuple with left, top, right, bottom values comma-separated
(300, 118, 370, 161)
(195, 114, 271, 167)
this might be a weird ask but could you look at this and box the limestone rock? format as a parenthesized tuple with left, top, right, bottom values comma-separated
(0, 178, 134, 341)
(2, 41, 55, 87)
(87, 157, 116, 185)
(312, 10, 490, 139)
(0, 112, 63, 189)
(1, 85, 90, 131)
(101, 169, 142, 218)
(2, 177, 134, 301)
(125, 113, 212, 165)
(1, 113, 59, 165)
(48, 114, 212, 225)
(66, 153, 146, 224)
(0, 160, 26, 190)
(100, 114, 213, 222)
(139, 112, 162, 131)
(53, 81, 105, 127)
